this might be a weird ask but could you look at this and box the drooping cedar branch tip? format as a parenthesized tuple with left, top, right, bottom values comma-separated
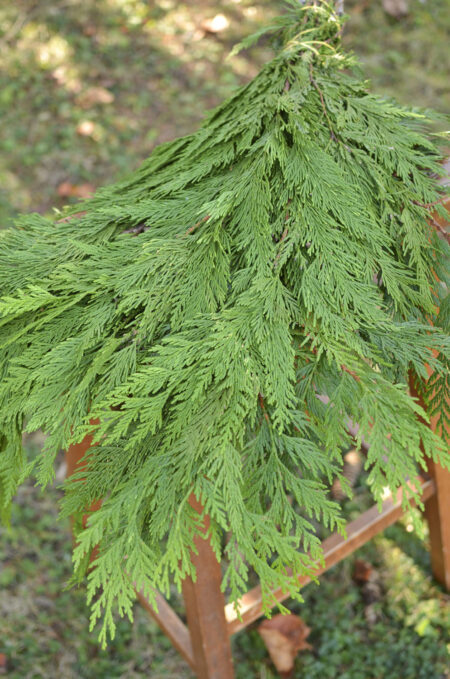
(0, 0, 449, 645)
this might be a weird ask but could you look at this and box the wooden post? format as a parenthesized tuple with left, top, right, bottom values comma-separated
(181, 495, 235, 679)
(410, 376, 450, 591)
(424, 459, 450, 590)
(65, 426, 99, 476)
(412, 176, 450, 590)
(65, 424, 101, 554)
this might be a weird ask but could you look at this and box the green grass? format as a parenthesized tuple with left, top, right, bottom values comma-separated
(1, 0, 449, 227)
(1, 1, 449, 676)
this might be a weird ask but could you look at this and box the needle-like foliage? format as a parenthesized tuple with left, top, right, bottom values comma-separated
(0, 1, 448, 645)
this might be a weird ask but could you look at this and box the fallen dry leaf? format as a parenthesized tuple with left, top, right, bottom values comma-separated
(57, 182, 95, 199)
(83, 24, 97, 37)
(353, 558, 373, 584)
(76, 86, 114, 108)
(0, 653, 7, 674)
(259, 613, 311, 676)
(382, 0, 409, 18)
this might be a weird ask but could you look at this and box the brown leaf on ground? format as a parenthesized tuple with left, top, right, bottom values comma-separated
(83, 24, 97, 37)
(382, 0, 409, 18)
(353, 558, 373, 583)
(76, 86, 114, 108)
(57, 182, 95, 199)
(258, 613, 312, 676)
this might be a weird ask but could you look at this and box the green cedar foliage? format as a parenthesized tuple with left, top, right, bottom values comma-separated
(0, 1, 449, 645)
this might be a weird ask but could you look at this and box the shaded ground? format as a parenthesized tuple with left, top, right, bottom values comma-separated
(1, 438, 449, 678)
(0, 0, 449, 224)
(1, 1, 449, 676)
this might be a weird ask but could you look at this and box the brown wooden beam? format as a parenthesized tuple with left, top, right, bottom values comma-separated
(136, 588, 196, 671)
(225, 478, 435, 634)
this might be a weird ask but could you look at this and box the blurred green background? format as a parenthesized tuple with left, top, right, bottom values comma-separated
(1, 0, 449, 226)
(0, 1, 449, 677)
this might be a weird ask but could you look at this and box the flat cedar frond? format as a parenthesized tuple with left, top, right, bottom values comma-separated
(0, 1, 448, 645)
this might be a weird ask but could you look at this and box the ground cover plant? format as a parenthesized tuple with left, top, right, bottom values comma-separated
(0, 0, 448, 676)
